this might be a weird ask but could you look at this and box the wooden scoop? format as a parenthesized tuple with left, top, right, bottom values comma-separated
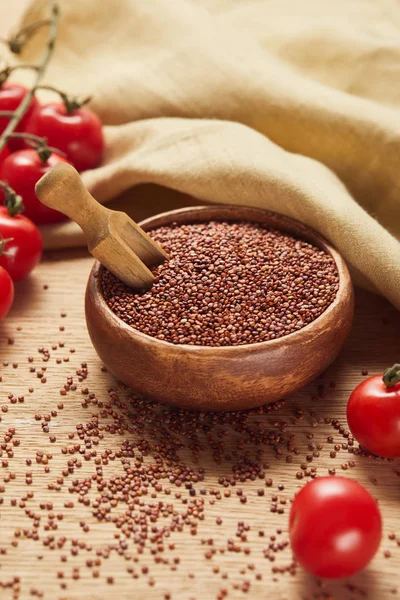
(35, 162, 168, 290)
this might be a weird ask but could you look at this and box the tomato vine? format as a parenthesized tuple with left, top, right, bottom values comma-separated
(0, 0, 59, 154)
(0, 0, 104, 209)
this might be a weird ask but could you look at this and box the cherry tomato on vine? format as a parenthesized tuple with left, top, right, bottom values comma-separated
(0, 149, 70, 225)
(0, 266, 14, 320)
(0, 83, 39, 151)
(347, 365, 400, 457)
(289, 476, 382, 579)
(0, 207, 42, 281)
(26, 102, 104, 172)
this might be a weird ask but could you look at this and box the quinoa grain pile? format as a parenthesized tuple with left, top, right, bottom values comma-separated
(102, 221, 339, 346)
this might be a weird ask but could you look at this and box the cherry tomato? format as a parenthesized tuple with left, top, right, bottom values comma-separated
(347, 367, 400, 457)
(289, 476, 382, 578)
(26, 102, 104, 172)
(0, 207, 42, 281)
(0, 149, 70, 225)
(0, 146, 9, 164)
(0, 266, 14, 320)
(0, 83, 39, 151)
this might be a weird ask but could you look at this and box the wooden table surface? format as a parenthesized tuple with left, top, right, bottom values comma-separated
(1, 3, 400, 600)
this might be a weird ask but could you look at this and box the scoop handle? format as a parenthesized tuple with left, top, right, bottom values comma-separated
(35, 162, 109, 233)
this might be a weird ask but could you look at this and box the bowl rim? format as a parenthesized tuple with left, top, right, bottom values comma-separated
(89, 204, 352, 354)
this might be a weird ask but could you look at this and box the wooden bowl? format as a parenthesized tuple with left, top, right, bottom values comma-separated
(85, 205, 354, 411)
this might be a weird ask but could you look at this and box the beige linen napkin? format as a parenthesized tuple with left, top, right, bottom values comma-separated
(12, 0, 400, 309)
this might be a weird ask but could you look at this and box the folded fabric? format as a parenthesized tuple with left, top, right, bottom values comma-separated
(12, 0, 400, 309)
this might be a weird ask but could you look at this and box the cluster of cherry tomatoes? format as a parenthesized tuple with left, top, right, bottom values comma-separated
(0, 80, 104, 321)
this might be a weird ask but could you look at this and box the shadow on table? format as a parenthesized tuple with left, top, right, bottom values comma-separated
(298, 566, 381, 600)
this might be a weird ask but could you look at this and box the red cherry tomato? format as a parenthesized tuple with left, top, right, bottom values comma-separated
(26, 102, 104, 172)
(0, 83, 39, 151)
(0, 207, 42, 281)
(289, 476, 382, 579)
(0, 146, 9, 164)
(0, 149, 70, 225)
(347, 368, 400, 457)
(0, 266, 14, 320)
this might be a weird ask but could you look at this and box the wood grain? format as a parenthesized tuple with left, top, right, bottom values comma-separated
(1, 3, 400, 600)
(1, 241, 400, 600)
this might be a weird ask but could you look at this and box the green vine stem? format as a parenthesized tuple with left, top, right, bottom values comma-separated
(0, 0, 59, 154)
(0, 63, 40, 86)
(0, 181, 24, 215)
(383, 364, 400, 388)
(0, 236, 14, 256)
(7, 132, 47, 145)
(1, 19, 51, 55)
(35, 85, 91, 114)
(6, 132, 66, 162)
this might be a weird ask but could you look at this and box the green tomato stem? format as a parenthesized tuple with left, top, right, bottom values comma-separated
(0, 236, 14, 256)
(382, 364, 400, 388)
(0, 181, 24, 216)
(35, 85, 92, 114)
(6, 133, 66, 163)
